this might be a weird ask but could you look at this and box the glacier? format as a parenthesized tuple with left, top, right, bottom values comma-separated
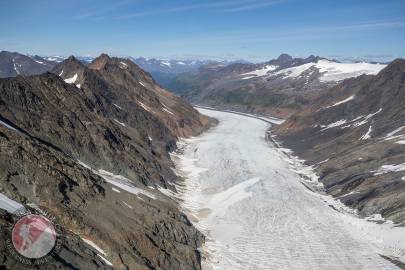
(173, 108, 404, 270)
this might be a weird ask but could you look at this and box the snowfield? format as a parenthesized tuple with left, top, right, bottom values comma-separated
(174, 108, 403, 270)
(244, 59, 386, 82)
(315, 60, 386, 82)
(241, 65, 278, 79)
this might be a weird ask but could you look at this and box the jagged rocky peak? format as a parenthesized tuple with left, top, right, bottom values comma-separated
(65, 55, 82, 63)
(304, 54, 323, 62)
(89, 53, 112, 70)
(0, 50, 16, 57)
(87, 54, 146, 82)
(266, 53, 294, 67)
(268, 53, 323, 68)
(88, 53, 144, 75)
(51, 55, 86, 86)
(89, 53, 127, 67)
(277, 53, 293, 62)
(377, 58, 405, 77)
(61, 55, 85, 69)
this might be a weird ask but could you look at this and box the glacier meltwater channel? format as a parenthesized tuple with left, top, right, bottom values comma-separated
(172, 108, 403, 270)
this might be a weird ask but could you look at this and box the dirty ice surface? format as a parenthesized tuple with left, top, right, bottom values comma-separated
(174, 108, 401, 270)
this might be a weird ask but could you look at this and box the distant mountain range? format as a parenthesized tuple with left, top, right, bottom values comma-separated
(165, 53, 386, 118)
(0, 51, 56, 77)
(0, 51, 235, 77)
(0, 51, 389, 119)
(0, 51, 237, 88)
(131, 57, 216, 74)
(0, 51, 98, 78)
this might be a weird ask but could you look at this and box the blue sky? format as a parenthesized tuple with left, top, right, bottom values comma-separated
(1, 0, 405, 62)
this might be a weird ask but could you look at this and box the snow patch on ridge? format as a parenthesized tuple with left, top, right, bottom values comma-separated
(97, 254, 113, 266)
(76, 161, 156, 199)
(0, 119, 18, 132)
(320, 108, 382, 131)
(64, 74, 78, 84)
(113, 119, 126, 127)
(326, 95, 355, 108)
(12, 59, 21, 74)
(373, 163, 405, 176)
(160, 61, 171, 67)
(384, 126, 405, 143)
(82, 238, 114, 266)
(162, 104, 175, 115)
(0, 193, 25, 213)
(386, 126, 405, 138)
(122, 201, 133, 209)
(138, 101, 151, 112)
(320, 119, 347, 131)
(33, 59, 46, 65)
(97, 169, 156, 199)
(360, 125, 373, 140)
(82, 238, 106, 256)
(113, 103, 122, 110)
(163, 108, 174, 115)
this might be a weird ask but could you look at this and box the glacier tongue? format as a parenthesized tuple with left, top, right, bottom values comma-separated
(175, 108, 401, 270)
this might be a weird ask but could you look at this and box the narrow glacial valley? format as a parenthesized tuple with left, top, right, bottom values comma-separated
(172, 108, 405, 270)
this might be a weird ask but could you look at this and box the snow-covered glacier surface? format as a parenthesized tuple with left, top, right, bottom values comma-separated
(173, 108, 402, 270)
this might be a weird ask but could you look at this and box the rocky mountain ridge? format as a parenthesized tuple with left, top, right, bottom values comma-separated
(0, 53, 213, 269)
(274, 59, 405, 224)
(0, 51, 57, 78)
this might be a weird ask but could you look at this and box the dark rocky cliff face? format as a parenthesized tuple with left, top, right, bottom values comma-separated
(0, 124, 204, 269)
(274, 59, 405, 224)
(0, 54, 212, 269)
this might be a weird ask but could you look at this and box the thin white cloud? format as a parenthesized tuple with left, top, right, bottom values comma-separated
(116, 0, 283, 19)
(148, 19, 405, 47)
(299, 19, 405, 33)
(76, 0, 136, 20)
(216, 0, 285, 12)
